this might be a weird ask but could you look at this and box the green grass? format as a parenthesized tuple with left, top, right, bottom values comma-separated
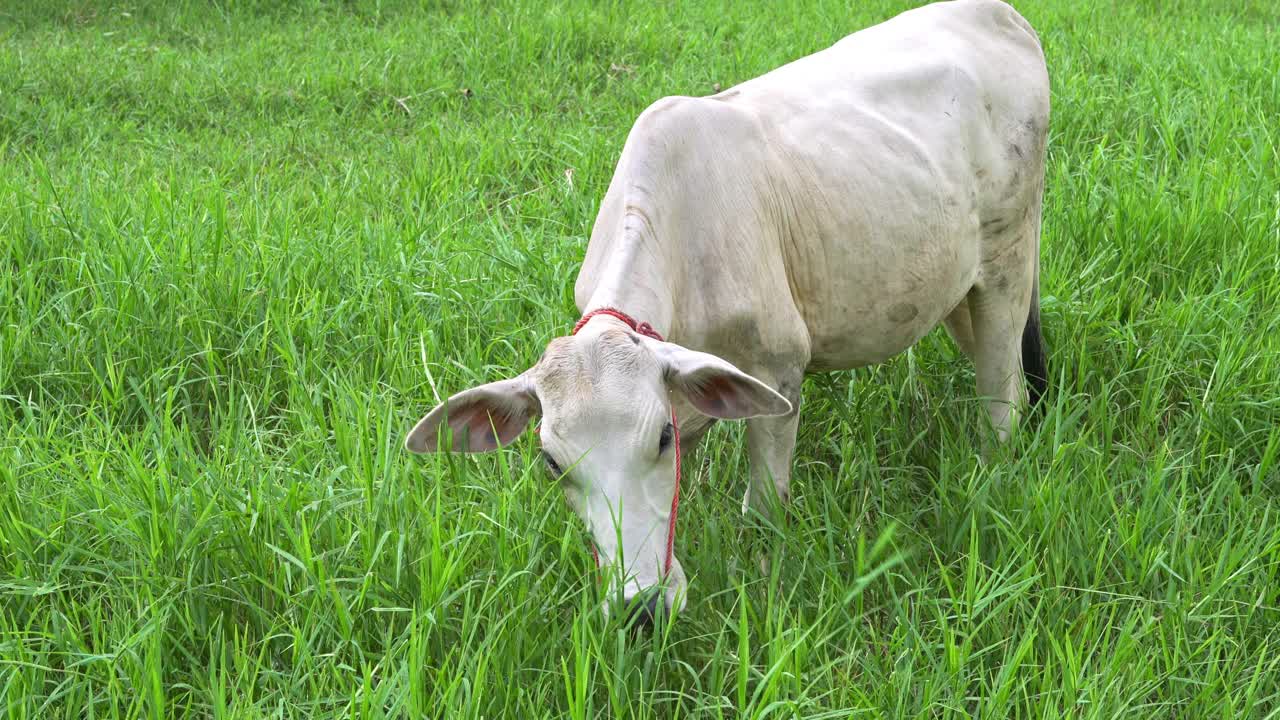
(2, 0, 1279, 716)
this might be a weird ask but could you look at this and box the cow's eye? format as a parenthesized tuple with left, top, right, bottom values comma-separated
(542, 450, 563, 477)
(658, 423, 675, 455)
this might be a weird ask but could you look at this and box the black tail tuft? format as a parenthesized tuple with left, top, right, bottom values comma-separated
(1022, 277, 1048, 411)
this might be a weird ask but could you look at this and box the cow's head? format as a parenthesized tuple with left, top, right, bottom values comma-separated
(405, 317, 790, 626)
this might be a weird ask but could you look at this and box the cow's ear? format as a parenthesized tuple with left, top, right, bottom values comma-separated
(405, 373, 540, 453)
(647, 340, 792, 420)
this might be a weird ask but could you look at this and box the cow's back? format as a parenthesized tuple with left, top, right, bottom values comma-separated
(707, 0, 1050, 367)
(575, 0, 1050, 373)
(719, 0, 1046, 152)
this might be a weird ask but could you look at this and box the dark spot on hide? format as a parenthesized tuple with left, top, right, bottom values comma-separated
(1005, 169, 1023, 201)
(981, 217, 1012, 235)
(887, 303, 919, 324)
(1010, 143, 1024, 158)
(996, 274, 1011, 292)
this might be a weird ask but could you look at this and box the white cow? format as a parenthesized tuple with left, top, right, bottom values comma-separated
(407, 0, 1050, 626)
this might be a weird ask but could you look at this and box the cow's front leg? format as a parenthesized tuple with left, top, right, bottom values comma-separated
(742, 371, 803, 517)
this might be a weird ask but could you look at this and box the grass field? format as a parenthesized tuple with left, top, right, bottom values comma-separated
(3, 0, 1280, 717)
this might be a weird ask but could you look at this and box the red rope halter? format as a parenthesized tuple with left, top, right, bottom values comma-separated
(569, 307, 681, 579)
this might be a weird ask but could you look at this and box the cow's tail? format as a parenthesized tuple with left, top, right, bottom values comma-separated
(1022, 274, 1048, 411)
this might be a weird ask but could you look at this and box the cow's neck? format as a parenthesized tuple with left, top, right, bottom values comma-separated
(580, 240, 677, 340)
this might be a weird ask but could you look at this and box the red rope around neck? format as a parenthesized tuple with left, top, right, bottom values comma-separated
(571, 308, 681, 579)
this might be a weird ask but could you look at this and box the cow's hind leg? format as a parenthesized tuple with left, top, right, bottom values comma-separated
(966, 269, 1034, 442)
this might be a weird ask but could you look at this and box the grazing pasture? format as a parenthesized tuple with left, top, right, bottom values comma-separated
(2, 0, 1278, 717)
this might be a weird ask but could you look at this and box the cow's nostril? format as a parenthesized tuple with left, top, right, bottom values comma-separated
(621, 589, 663, 632)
